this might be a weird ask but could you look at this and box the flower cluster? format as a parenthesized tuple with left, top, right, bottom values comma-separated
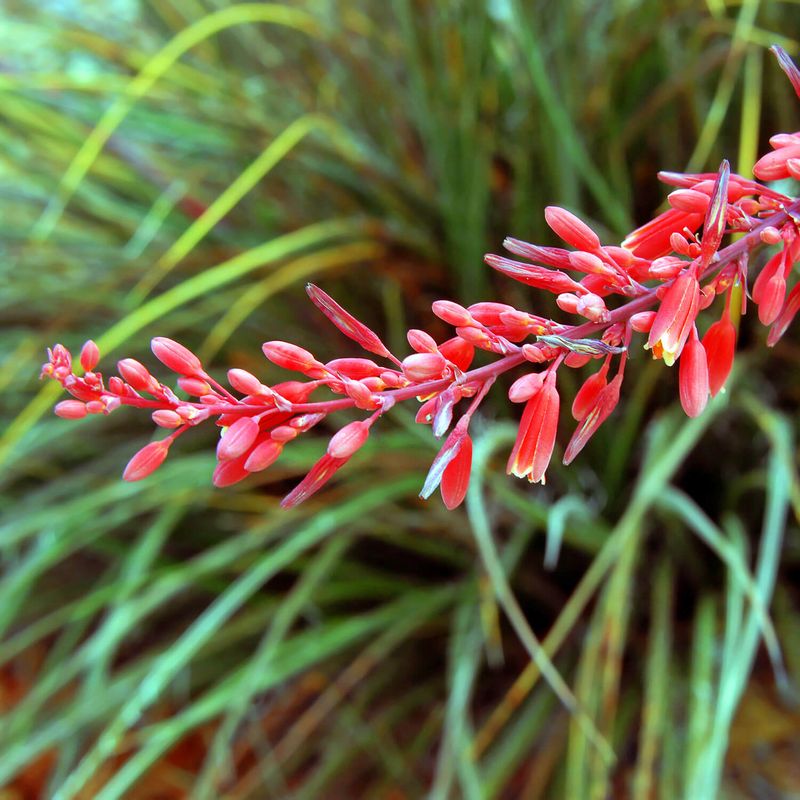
(43, 47, 800, 510)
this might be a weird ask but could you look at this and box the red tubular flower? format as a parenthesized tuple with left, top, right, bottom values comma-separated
(647, 268, 701, 365)
(678, 327, 709, 417)
(440, 434, 472, 510)
(563, 373, 622, 465)
(571, 360, 610, 420)
(420, 421, 471, 499)
(767, 281, 800, 346)
(507, 370, 559, 484)
(484, 254, 583, 294)
(281, 454, 349, 508)
(702, 309, 736, 396)
(306, 283, 394, 360)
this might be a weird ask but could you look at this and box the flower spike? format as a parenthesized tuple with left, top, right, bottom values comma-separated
(41, 46, 800, 509)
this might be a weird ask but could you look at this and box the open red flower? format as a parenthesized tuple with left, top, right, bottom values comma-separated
(647, 268, 700, 365)
(507, 370, 560, 484)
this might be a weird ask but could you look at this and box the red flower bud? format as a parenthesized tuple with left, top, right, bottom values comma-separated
(486, 255, 582, 294)
(678, 327, 709, 417)
(649, 257, 686, 281)
(670, 232, 692, 255)
(151, 337, 203, 376)
(228, 368, 263, 395)
(407, 329, 439, 354)
(629, 311, 656, 334)
(508, 372, 545, 403)
(212, 454, 251, 487)
(467, 302, 516, 325)
(79, 340, 100, 372)
(564, 353, 592, 368)
(767, 282, 800, 346)
(699, 161, 729, 267)
(262, 341, 325, 376)
(244, 439, 283, 472)
(568, 251, 617, 278)
(753, 145, 800, 180)
(118, 358, 156, 393)
(575, 293, 608, 323)
(217, 416, 260, 462)
(325, 358, 383, 380)
(760, 226, 782, 245)
(341, 376, 379, 410)
(432, 300, 474, 327)
(556, 293, 580, 314)
(152, 410, 183, 428)
(328, 420, 370, 459)
(544, 206, 601, 250)
(271, 425, 299, 442)
(402, 352, 446, 382)
(455, 326, 493, 350)
(123, 440, 171, 481)
(668, 189, 710, 213)
(702, 311, 736, 396)
(54, 400, 88, 419)
(757, 273, 787, 326)
(572, 363, 609, 421)
(178, 376, 212, 396)
(281, 453, 348, 508)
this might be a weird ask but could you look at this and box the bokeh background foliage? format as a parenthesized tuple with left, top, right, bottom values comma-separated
(1, 0, 800, 797)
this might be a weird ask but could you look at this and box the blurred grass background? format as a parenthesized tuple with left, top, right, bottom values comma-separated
(1, 1, 799, 797)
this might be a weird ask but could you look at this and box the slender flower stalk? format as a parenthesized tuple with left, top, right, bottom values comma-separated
(41, 48, 800, 509)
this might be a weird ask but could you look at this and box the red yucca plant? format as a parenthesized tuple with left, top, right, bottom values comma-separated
(43, 47, 800, 511)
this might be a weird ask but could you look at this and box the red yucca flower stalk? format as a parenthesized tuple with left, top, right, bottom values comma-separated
(42, 47, 800, 510)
